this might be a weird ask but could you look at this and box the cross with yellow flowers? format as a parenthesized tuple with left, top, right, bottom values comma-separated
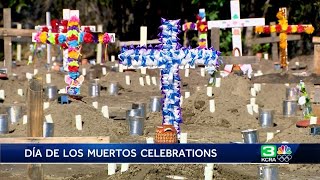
(255, 7, 314, 69)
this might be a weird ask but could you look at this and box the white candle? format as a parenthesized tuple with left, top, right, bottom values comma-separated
(184, 68, 189, 77)
(284, 83, 290, 87)
(295, 62, 300, 66)
(17, 89, 23, 96)
(250, 88, 256, 97)
(266, 132, 274, 142)
(253, 83, 260, 92)
(51, 56, 56, 61)
(28, 55, 32, 63)
(141, 67, 147, 74)
(23, 115, 27, 124)
(101, 106, 109, 119)
(121, 163, 129, 173)
(151, 76, 157, 85)
(310, 116, 318, 125)
(215, 78, 221, 87)
(102, 67, 107, 75)
(45, 114, 53, 123)
(33, 69, 38, 75)
(263, 53, 268, 60)
(111, 55, 115, 62)
(119, 64, 124, 72)
(46, 74, 51, 84)
(146, 75, 151, 85)
(146, 137, 154, 144)
(108, 163, 116, 175)
(82, 68, 86, 76)
(253, 104, 259, 113)
(180, 96, 184, 106)
(125, 75, 131, 85)
(247, 104, 253, 115)
(180, 133, 188, 143)
(139, 77, 145, 86)
(0, 90, 4, 99)
(185, 92, 190, 99)
(75, 115, 82, 130)
(92, 101, 98, 109)
(59, 88, 66, 94)
(43, 102, 50, 110)
(26, 73, 33, 80)
(207, 87, 213, 97)
(115, 63, 119, 67)
(200, 68, 205, 77)
(209, 99, 215, 113)
(250, 98, 256, 105)
(204, 167, 213, 180)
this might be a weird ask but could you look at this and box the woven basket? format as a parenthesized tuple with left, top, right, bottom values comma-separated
(155, 125, 177, 144)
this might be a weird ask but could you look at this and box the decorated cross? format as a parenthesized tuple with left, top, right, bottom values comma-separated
(255, 8, 314, 68)
(206, 0, 265, 75)
(118, 18, 221, 138)
(33, 9, 115, 96)
(182, 9, 208, 48)
(207, 0, 265, 53)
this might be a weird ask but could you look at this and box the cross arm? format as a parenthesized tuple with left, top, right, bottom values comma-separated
(247, 35, 301, 46)
(182, 22, 197, 31)
(255, 24, 314, 34)
(32, 31, 115, 44)
(0, 28, 36, 37)
(208, 18, 265, 29)
(118, 47, 221, 69)
(221, 56, 259, 65)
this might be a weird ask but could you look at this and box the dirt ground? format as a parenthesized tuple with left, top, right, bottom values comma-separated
(0, 54, 319, 180)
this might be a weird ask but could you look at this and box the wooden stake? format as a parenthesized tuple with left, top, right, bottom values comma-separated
(16, 23, 22, 61)
(4, 8, 12, 75)
(96, 25, 103, 64)
(46, 12, 51, 65)
(27, 78, 44, 180)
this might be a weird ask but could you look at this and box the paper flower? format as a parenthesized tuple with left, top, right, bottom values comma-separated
(83, 33, 93, 43)
(305, 25, 315, 34)
(298, 96, 306, 105)
(286, 25, 292, 33)
(47, 33, 55, 44)
(39, 32, 47, 43)
(69, 51, 79, 59)
(270, 26, 276, 33)
(276, 11, 285, 20)
(297, 25, 304, 33)
(263, 26, 270, 34)
(255, 26, 264, 34)
(42, 27, 49, 32)
(103, 33, 111, 44)
(58, 34, 67, 44)
(275, 25, 282, 32)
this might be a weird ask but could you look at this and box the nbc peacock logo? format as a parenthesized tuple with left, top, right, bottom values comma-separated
(276, 145, 292, 162)
(261, 145, 293, 163)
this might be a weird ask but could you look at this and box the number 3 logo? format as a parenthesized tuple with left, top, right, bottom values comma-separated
(261, 145, 277, 158)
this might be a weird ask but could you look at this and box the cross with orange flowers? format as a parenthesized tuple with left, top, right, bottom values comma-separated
(255, 8, 314, 69)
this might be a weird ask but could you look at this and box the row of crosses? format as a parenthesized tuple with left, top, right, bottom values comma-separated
(182, 0, 265, 74)
(118, 19, 221, 138)
(33, 9, 115, 96)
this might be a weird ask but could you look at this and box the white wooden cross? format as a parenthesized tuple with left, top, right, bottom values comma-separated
(33, 9, 116, 70)
(208, 0, 265, 53)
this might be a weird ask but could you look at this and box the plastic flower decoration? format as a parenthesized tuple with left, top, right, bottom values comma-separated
(297, 80, 313, 119)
